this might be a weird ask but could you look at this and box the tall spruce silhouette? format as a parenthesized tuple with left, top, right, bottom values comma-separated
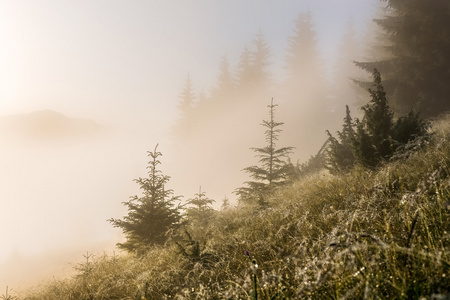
(356, 0, 450, 117)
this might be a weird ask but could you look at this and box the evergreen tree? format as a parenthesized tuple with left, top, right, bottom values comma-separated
(178, 74, 195, 118)
(284, 12, 327, 101)
(350, 70, 394, 168)
(392, 110, 429, 146)
(175, 74, 199, 138)
(361, 69, 394, 160)
(356, 0, 450, 117)
(236, 31, 272, 97)
(281, 12, 330, 159)
(326, 105, 356, 174)
(285, 12, 320, 85)
(328, 70, 429, 171)
(236, 45, 253, 91)
(251, 30, 271, 88)
(352, 118, 379, 168)
(220, 197, 230, 211)
(185, 187, 215, 225)
(331, 19, 363, 113)
(108, 145, 182, 252)
(235, 99, 294, 201)
(211, 55, 235, 103)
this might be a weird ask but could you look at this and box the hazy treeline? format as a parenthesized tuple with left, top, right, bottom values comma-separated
(174, 1, 450, 161)
(173, 12, 353, 161)
(171, 15, 336, 166)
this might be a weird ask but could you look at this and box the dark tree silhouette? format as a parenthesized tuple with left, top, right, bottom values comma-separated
(236, 99, 293, 202)
(108, 145, 182, 253)
(356, 0, 450, 118)
(326, 105, 356, 174)
(327, 69, 428, 171)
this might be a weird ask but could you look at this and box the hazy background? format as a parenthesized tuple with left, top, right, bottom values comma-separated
(0, 0, 378, 290)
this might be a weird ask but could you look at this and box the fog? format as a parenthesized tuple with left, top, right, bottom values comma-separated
(0, 0, 378, 290)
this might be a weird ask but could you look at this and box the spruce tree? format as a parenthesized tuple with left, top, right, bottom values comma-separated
(108, 145, 182, 252)
(332, 19, 363, 112)
(328, 70, 429, 171)
(235, 99, 293, 201)
(175, 74, 197, 138)
(352, 118, 379, 168)
(236, 45, 253, 92)
(350, 69, 394, 168)
(326, 105, 356, 174)
(356, 0, 450, 117)
(211, 55, 235, 104)
(251, 30, 271, 88)
(178, 74, 195, 118)
(185, 187, 215, 225)
(361, 69, 394, 160)
(236, 31, 272, 98)
(282, 12, 330, 158)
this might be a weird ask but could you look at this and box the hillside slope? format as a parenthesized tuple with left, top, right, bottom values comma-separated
(0, 110, 104, 141)
(21, 115, 450, 299)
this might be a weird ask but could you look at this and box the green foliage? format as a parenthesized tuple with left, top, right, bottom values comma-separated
(352, 118, 378, 168)
(108, 144, 182, 253)
(328, 69, 429, 171)
(326, 105, 356, 174)
(235, 99, 294, 202)
(361, 69, 394, 160)
(392, 110, 430, 145)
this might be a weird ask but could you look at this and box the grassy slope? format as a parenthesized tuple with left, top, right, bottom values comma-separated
(22, 115, 450, 299)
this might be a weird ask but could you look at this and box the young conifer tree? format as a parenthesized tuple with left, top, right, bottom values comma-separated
(326, 105, 356, 174)
(327, 69, 428, 171)
(236, 99, 293, 202)
(362, 69, 394, 158)
(341, 69, 394, 169)
(108, 144, 182, 253)
(185, 187, 215, 225)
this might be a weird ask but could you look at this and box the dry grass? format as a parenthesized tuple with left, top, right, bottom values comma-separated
(20, 114, 450, 299)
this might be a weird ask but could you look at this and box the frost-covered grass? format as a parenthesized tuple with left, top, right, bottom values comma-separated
(21, 115, 450, 299)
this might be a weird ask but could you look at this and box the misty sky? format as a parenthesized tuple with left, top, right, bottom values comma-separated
(0, 0, 379, 287)
(1, 0, 377, 129)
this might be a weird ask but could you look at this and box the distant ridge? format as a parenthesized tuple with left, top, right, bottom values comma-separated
(0, 109, 104, 140)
